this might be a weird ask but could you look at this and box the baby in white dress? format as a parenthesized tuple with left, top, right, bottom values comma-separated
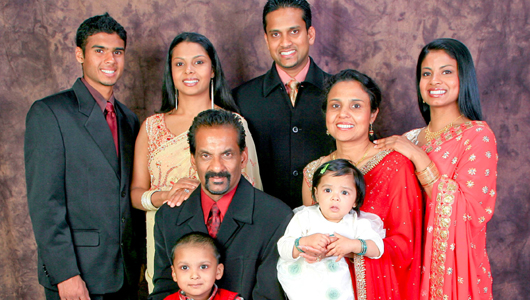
(277, 159, 384, 300)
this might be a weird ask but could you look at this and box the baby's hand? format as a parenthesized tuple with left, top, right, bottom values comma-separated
(300, 233, 333, 253)
(326, 232, 355, 262)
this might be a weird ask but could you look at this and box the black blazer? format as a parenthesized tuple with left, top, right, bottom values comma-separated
(149, 178, 293, 300)
(233, 58, 334, 208)
(24, 78, 142, 294)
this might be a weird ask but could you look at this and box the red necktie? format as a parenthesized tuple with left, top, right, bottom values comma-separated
(105, 102, 119, 156)
(207, 203, 221, 238)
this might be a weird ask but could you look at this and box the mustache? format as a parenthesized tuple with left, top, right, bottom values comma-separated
(205, 171, 231, 181)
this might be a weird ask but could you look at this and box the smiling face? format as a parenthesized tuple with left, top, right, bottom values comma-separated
(325, 80, 378, 143)
(191, 125, 248, 200)
(419, 50, 460, 110)
(264, 7, 315, 77)
(171, 244, 224, 300)
(171, 41, 214, 98)
(75, 32, 125, 97)
(314, 172, 357, 223)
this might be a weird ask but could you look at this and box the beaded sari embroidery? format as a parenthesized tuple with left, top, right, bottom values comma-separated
(406, 121, 497, 300)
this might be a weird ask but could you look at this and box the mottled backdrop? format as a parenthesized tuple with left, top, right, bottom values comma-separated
(1, 0, 528, 299)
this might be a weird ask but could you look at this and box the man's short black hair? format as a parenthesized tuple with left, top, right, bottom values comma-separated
(263, 0, 312, 32)
(188, 109, 246, 156)
(75, 12, 127, 53)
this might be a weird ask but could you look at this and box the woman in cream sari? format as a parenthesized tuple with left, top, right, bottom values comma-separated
(130, 32, 261, 292)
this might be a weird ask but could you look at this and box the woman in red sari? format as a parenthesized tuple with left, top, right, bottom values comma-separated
(375, 38, 496, 300)
(301, 69, 423, 299)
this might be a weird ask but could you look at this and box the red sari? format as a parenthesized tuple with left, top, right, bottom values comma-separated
(406, 121, 496, 300)
(304, 151, 423, 300)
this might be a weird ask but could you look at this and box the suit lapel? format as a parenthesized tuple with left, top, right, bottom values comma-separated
(216, 178, 254, 247)
(73, 79, 119, 177)
(115, 101, 135, 180)
(262, 63, 283, 98)
(178, 190, 208, 233)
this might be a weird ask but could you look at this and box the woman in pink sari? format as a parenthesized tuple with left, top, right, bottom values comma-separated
(302, 69, 423, 299)
(375, 38, 497, 300)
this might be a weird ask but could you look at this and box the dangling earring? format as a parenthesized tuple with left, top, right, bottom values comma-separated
(174, 90, 178, 111)
(210, 78, 214, 109)
(369, 123, 374, 137)
(326, 130, 330, 136)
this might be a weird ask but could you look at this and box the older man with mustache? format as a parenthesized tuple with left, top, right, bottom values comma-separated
(149, 109, 292, 300)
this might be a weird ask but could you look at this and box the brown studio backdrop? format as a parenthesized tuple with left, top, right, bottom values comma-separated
(1, 0, 529, 299)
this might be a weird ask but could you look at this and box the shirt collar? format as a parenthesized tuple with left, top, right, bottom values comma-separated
(177, 284, 219, 300)
(201, 184, 239, 224)
(275, 56, 311, 86)
(80, 77, 115, 113)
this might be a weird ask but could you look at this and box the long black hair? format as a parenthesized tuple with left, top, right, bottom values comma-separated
(158, 32, 239, 114)
(416, 38, 483, 123)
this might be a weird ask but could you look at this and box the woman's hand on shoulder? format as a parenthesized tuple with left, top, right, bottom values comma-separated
(374, 135, 432, 170)
(164, 178, 200, 207)
(373, 135, 418, 160)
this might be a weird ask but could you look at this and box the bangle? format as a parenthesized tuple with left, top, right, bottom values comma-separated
(415, 162, 440, 187)
(295, 237, 305, 253)
(357, 239, 367, 256)
(141, 190, 159, 211)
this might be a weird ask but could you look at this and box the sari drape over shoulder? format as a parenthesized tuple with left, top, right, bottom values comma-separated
(144, 113, 262, 292)
(406, 121, 497, 300)
(304, 151, 423, 300)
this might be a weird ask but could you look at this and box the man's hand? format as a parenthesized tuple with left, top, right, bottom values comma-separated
(57, 275, 90, 300)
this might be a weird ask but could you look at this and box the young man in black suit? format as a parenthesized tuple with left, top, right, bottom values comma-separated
(149, 110, 292, 300)
(233, 0, 334, 208)
(25, 13, 142, 300)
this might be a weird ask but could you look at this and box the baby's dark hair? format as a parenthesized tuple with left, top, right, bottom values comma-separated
(171, 232, 221, 265)
(311, 159, 366, 215)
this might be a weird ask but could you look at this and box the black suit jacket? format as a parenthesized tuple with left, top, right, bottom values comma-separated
(233, 58, 334, 208)
(24, 78, 142, 294)
(149, 178, 293, 300)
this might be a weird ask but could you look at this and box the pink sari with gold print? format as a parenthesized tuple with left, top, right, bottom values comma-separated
(406, 121, 497, 300)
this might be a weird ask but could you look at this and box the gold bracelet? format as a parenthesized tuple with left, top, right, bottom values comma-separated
(415, 162, 440, 187)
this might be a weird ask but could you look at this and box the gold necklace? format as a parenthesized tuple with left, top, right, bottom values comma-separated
(331, 146, 371, 167)
(424, 114, 463, 143)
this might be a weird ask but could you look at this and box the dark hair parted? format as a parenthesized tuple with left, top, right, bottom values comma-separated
(263, 0, 312, 32)
(75, 13, 126, 53)
(311, 159, 366, 216)
(416, 38, 483, 123)
(158, 32, 239, 114)
(170, 232, 222, 265)
(323, 69, 382, 113)
(188, 109, 246, 156)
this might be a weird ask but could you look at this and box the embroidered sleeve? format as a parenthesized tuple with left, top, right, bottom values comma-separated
(303, 157, 325, 188)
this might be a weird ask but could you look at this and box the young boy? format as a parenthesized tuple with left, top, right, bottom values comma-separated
(165, 232, 243, 300)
